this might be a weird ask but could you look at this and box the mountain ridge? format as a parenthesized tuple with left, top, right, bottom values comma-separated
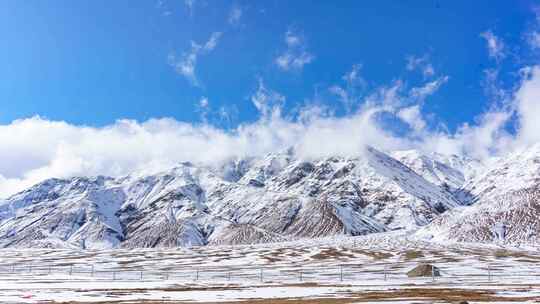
(0, 144, 537, 249)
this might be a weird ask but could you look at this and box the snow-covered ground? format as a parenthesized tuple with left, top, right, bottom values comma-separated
(1, 233, 540, 303)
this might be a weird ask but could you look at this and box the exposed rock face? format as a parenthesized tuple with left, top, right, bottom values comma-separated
(0, 144, 494, 249)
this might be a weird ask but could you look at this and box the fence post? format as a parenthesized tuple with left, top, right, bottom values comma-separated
(91, 265, 94, 277)
(260, 268, 263, 282)
(299, 270, 302, 282)
(195, 269, 199, 281)
(69, 265, 73, 276)
(228, 270, 231, 281)
(340, 265, 343, 282)
(431, 265, 435, 282)
(488, 264, 491, 282)
(384, 266, 387, 281)
(113, 271, 116, 281)
(140, 270, 143, 281)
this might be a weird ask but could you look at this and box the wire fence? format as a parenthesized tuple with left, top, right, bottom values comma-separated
(0, 261, 537, 284)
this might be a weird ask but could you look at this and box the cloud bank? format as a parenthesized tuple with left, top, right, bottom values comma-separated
(1, 64, 540, 198)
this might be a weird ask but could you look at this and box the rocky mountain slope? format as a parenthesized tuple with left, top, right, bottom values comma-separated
(2, 143, 540, 249)
(415, 143, 540, 244)
(0, 146, 469, 249)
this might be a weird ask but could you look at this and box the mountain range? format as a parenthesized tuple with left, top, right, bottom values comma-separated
(1, 144, 539, 249)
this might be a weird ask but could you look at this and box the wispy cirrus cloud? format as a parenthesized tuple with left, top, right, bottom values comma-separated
(184, 0, 196, 16)
(480, 30, 506, 62)
(196, 96, 210, 122)
(409, 76, 449, 102)
(203, 32, 222, 51)
(478, 30, 510, 104)
(526, 7, 540, 50)
(275, 29, 315, 71)
(168, 32, 223, 86)
(342, 64, 365, 87)
(228, 5, 243, 25)
(329, 64, 366, 113)
(406, 54, 435, 78)
(251, 78, 286, 118)
(156, 0, 172, 16)
(528, 32, 540, 49)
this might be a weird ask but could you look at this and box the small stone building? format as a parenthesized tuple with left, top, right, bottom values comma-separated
(406, 264, 441, 277)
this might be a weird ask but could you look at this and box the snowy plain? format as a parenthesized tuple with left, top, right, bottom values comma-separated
(1, 232, 540, 303)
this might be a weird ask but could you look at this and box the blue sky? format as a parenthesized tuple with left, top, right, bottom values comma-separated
(2, 0, 540, 197)
(1, 1, 537, 129)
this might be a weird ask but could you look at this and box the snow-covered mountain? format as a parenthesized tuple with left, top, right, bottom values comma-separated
(391, 150, 484, 192)
(0, 146, 470, 249)
(416, 143, 540, 244)
(1, 143, 539, 249)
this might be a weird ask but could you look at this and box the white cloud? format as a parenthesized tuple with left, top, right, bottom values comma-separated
(525, 7, 540, 50)
(197, 96, 210, 122)
(397, 105, 426, 133)
(329, 64, 366, 113)
(514, 66, 540, 147)
(168, 32, 222, 86)
(528, 31, 540, 49)
(285, 30, 301, 47)
(406, 55, 435, 78)
(480, 30, 505, 62)
(419, 111, 511, 161)
(168, 51, 197, 85)
(217, 105, 238, 128)
(275, 30, 314, 71)
(2, 64, 540, 198)
(482, 68, 507, 101)
(418, 65, 540, 160)
(409, 76, 449, 101)
(156, 0, 172, 16)
(0, 82, 404, 198)
(199, 97, 209, 108)
(275, 52, 314, 71)
(343, 64, 365, 86)
(251, 79, 285, 118)
(329, 85, 350, 108)
(203, 32, 222, 51)
(185, 0, 196, 15)
(228, 5, 242, 25)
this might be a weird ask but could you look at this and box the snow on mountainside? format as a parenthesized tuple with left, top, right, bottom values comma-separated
(0, 146, 467, 249)
(0, 177, 125, 249)
(416, 143, 540, 244)
(3, 142, 540, 249)
(391, 150, 485, 192)
(462, 143, 540, 202)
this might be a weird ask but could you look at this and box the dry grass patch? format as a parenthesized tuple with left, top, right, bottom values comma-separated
(491, 249, 538, 259)
(311, 248, 355, 260)
(352, 249, 393, 260)
(402, 250, 424, 261)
